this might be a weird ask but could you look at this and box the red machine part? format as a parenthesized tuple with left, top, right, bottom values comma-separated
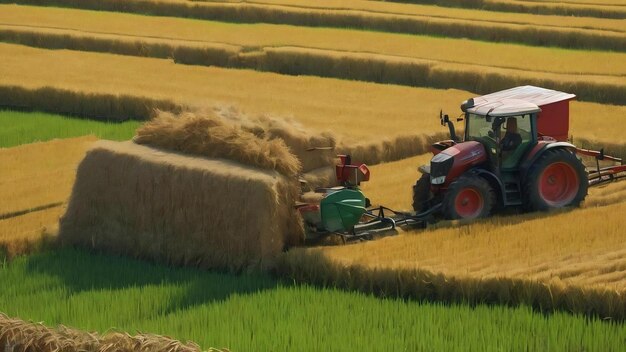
(336, 155, 370, 185)
(454, 188, 484, 218)
(538, 161, 580, 207)
(437, 141, 488, 187)
(537, 101, 570, 141)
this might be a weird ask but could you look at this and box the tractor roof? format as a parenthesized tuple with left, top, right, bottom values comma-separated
(466, 86, 576, 117)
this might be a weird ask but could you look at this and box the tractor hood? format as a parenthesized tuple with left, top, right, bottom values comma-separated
(430, 141, 487, 185)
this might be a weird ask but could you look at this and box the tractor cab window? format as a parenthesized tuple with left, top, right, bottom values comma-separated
(465, 114, 498, 156)
(465, 113, 534, 169)
(500, 114, 532, 169)
(465, 114, 494, 142)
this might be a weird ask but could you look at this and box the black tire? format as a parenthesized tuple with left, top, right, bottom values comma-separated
(442, 175, 495, 220)
(524, 148, 588, 211)
(412, 173, 431, 213)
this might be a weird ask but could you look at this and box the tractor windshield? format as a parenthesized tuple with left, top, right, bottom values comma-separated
(465, 114, 493, 141)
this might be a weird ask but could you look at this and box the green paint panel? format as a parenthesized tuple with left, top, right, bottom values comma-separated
(320, 188, 366, 232)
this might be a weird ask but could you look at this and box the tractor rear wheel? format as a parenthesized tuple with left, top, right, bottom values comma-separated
(442, 175, 494, 220)
(412, 174, 431, 213)
(524, 148, 587, 211)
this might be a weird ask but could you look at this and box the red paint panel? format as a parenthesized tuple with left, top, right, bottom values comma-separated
(442, 141, 488, 186)
(537, 101, 570, 141)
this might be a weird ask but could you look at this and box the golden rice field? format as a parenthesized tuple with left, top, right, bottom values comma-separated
(375, 0, 626, 18)
(7, 0, 625, 54)
(1, 43, 625, 150)
(99, 0, 626, 33)
(2, 4, 625, 78)
(0, 137, 94, 257)
(0, 207, 60, 258)
(0, 136, 95, 216)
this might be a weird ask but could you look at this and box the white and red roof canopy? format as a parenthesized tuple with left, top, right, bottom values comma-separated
(466, 86, 576, 117)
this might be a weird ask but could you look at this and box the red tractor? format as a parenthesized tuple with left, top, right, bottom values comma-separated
(412, 86, 624, 220)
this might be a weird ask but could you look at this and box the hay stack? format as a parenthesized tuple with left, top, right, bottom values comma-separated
(59, 140, 303, 271)
(0, 313, 211, 352)
(242, 115, 337, 173)
(211, 107, 338, 173)
(134, 110, 302, 176)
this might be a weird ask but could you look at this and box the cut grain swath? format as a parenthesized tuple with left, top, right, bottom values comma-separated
(0, 313, 220, 352)
(277, 248, 626, 320)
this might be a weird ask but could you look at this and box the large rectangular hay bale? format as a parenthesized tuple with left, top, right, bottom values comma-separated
(59, 140, 303, 271)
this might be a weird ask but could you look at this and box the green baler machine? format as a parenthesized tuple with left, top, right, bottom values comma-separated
(319, 188, 367, 233)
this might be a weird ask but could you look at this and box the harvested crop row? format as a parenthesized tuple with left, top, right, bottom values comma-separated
(0, 85, 182, 122)
(277, 248, 625, 320)
(16, 0, 626, 33)
(371, 0, 626, 18)
(0, 42, 463, 139)
(3, 5, 624, 77)
(1, 30, 624, 104)
(0, 313, 214, 352)
(1, 44, 624, 151)
(4, 0, 625, 51)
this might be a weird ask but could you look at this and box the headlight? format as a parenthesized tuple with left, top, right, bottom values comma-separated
(430, 152, 454, 185)
(431, 175, 446, 185)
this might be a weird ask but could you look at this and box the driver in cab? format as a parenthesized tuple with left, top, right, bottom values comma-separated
(500, 117, 522, 151)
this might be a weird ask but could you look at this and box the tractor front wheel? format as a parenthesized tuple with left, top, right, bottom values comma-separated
(442, 175, 494, 220)
(412, 173, 431, 213)
(524, 148, 587, 211)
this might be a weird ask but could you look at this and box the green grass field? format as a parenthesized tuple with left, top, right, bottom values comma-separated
(0, 110, 139, 148)
(1, 249, 624, 351)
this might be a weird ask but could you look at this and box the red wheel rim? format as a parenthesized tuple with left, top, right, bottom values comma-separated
(454, 188, 484, 219)
(538, 162, 579, 207)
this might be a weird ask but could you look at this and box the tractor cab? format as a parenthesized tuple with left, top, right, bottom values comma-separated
(463, 99, 540, 171)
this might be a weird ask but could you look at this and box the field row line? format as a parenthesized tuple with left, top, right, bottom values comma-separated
(190, 0, 626, 33)
(4, 23, 624, 78)
(2, 28, 624, 105)
(515, 0, 626, 7)
(0, 202, 63, 222)
(378, 0, 626, 18)
(4, 0, 625, 52)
